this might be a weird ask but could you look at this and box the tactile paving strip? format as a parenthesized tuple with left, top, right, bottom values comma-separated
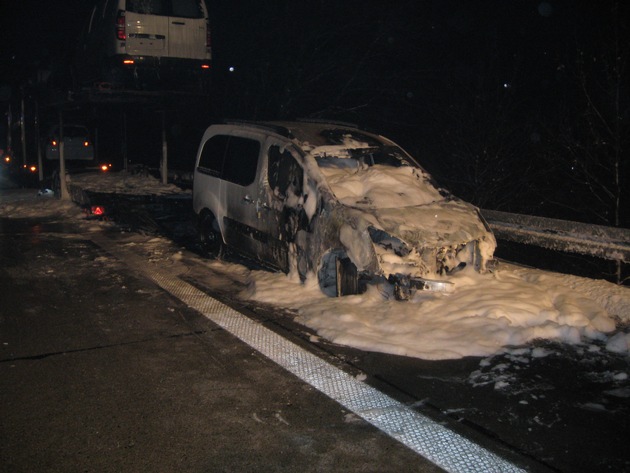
(96, 237, 524, 472)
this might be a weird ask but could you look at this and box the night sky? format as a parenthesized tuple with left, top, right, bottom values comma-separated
(1, 0, 628, 227)
(0, 1, 608, 92)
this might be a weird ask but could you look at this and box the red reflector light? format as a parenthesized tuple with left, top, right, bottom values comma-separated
(84, 141, 90, 147)
(51, 140, 58, 146)
(201, 64, 210, 70)
(116, 10, 126, 40)
(100, 164, 110, 172)
(91, 206, 106, 216)
(123, 59, 134, 65)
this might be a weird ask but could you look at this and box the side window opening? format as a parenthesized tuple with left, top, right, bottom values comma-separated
(268, 145, 304, 200)
(222, 137, 260, 186)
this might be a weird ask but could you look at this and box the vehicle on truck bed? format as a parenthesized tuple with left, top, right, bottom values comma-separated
(75, 0, 211, 92)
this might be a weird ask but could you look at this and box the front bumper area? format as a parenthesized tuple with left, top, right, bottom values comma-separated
(388, 273, 455, 300)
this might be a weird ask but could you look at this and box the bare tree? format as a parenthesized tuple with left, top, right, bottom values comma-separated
(550, 1, 628, 228)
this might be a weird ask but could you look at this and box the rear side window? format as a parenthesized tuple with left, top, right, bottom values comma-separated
(127, 0, 204, 18)
(198, 134, 260, 186)
(198, 135, 228, 176)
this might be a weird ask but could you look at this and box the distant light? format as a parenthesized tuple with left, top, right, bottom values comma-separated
(503, 83, 511, 89)
(228, 66, 235, 72)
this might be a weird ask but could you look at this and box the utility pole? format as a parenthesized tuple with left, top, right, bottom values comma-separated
(58, 109, 69, 200)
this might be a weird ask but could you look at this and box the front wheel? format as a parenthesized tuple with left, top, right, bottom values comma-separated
(317, 249, 359, 297)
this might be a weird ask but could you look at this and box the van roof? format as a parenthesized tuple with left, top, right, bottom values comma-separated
(222, 120, 386, 148)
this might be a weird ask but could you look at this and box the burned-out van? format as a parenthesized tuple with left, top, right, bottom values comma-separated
(192, 121, 497, 300)
(75, 0, 211, 91)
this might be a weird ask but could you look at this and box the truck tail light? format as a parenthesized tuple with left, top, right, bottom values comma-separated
(116, 10, 126, 40)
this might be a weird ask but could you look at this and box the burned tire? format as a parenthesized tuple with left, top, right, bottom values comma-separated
(198, 212, 223, 258)
(317, 249, 359, 297)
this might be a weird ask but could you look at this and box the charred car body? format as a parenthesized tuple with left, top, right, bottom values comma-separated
(192, 121, 496, 300)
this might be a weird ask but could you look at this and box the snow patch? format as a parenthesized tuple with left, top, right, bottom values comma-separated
(606, 332, 630, 353)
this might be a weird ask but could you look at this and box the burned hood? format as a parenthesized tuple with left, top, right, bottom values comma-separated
(360, 199, 493, 248)
(319, 164, 445, 209)
(320, 164, 488, 240)
(318, 164, 494, 250)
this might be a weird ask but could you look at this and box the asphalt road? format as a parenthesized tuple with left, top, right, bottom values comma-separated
(1, 193, 629, 472)
(0, 216, 446, 472)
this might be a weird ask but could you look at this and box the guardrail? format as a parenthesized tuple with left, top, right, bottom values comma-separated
(481, 209, 630, 263)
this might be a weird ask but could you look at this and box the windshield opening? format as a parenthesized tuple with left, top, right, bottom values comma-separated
(315, 145, 416, 169)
